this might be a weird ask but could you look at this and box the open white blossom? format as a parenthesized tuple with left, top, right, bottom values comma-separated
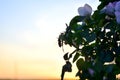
(78, 4, 92, 16)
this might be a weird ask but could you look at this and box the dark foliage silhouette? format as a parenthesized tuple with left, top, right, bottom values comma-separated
(58, 0, 120, 80)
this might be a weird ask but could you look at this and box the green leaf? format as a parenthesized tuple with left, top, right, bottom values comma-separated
(80, 28, 89, 38)
(104, 64, 114, 73)
(105, 21, 115, 29)
(98, 50, 114, 63)
(76, 58, 84, 70)
(85, 32, 96, 43)
(81, 45, 94, 56)
(103, 50, 114, 62)
(94, 60, 103, 73)
(115, 55, 120, 67)
(113, 64, 120, 75)
(98, 2, 106, 10)
(58, 33, 64, 47)
(63, 53, 69, 60)
(73, 52, 80, 63)
(69, 53, 72, 59)
(69, 16, 85, 29)
(106, 32, 113, 38)
(113, 46, 120, 55)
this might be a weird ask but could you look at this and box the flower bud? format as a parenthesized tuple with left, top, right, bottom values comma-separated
(78, 4, 92, 16)
(115, 11, 120, 24)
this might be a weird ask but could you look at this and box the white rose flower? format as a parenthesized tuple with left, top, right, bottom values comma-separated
(78, 4, 92, 16)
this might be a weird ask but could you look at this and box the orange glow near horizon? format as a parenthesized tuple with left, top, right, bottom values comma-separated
(0, 42, 78, 79)
(0, 43, 61, 79)
(0, 60, 60, 79)
(0, 60, 78, 79)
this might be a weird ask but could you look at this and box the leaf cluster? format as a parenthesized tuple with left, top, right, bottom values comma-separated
(58, 0, 120, 80)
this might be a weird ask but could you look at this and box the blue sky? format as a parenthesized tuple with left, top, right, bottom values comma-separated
(0, 0, 100, 79)
(0, 0, 100, 44)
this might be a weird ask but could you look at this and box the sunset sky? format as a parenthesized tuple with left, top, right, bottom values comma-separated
(0, 0, 100, 79)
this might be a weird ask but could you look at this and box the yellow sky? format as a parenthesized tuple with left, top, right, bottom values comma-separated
(0, 41, 79, 79)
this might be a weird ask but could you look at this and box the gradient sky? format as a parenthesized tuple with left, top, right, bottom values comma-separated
(0, 0, 100, 79)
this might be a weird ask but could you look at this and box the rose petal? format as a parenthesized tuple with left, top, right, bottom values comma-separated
(78, 7, 87, 16)
(115, 11, 120, 24)
(84, 4, 92, 15)
(115, 1, 120, 12)
(78, 4, 92, 16)
(113, 1, 117, 6)
(106, 2, 115, 15)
